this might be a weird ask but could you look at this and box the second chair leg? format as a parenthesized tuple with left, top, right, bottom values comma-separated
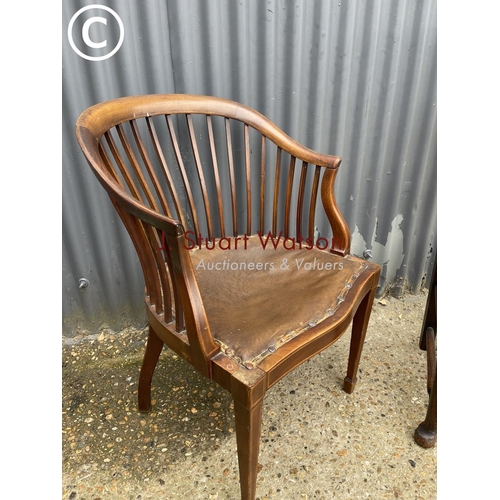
(344, 286, 377, 394)
(414, 369, 437, 448)
(233, 398, 264, 500)
(138, 324, 164, 413)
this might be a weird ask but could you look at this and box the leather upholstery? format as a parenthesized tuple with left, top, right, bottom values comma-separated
(190, 235, 372, 368)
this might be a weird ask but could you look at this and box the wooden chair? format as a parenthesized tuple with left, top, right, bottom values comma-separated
(76, 94, 381, 500)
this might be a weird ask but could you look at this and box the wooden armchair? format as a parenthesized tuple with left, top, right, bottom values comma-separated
(76, 94, 380, 500)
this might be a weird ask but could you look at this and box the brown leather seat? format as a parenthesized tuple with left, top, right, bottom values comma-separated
(191, 235, 374, 370)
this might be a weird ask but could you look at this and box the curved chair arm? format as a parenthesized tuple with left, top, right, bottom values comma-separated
(76, 123, 219, 377)
(76, 124, 182, 236)
(163, 231, 220, 376)
(321, 167, 351, 256)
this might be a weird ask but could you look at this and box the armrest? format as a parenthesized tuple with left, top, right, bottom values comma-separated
(321, 166, 351, 256)
(164, 231, 220, 377)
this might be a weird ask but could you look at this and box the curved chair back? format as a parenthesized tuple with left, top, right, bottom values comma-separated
(76, 94, 351, 375)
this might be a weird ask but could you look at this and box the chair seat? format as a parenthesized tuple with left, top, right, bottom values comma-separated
(190, 235, 374, 369)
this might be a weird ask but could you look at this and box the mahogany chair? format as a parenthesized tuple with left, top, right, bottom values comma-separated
(76, 94, 381, 500)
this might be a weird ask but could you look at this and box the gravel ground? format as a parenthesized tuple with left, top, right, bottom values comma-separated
(62, 291, 436, 500)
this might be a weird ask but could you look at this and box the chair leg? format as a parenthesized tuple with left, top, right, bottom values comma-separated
(138, 324, 164, 413)
(233, 398, 264, 500)
(414, 369, 437, 448)
(425, 327, 436, 395)
(344, 286, 377, 394)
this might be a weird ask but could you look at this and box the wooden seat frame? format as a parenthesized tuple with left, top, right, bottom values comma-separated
(76, 94, 380, 500)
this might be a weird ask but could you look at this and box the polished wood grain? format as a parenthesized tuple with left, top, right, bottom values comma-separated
(206, 115, 226, 238)
(284, 155, 296, 238)
(166, 114, 201, 238)
(225, 118, 238, 237)
(76, 94, 381, 500)
(309, 165, 321, 241)
(259, 135, 266, 235)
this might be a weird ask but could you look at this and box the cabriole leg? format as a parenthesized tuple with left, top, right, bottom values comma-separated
(138, 324, 164, 412)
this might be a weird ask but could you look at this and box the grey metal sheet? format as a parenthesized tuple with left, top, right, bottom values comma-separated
(62, 0, 436, 334)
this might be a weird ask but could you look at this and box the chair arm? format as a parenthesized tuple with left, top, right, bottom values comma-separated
(77, 123, 219, 376)
(321, 166, 351, 256)
(164, 231, 220, 376)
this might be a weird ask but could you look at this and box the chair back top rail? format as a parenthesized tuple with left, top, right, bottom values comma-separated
(76, 94, 341, 168)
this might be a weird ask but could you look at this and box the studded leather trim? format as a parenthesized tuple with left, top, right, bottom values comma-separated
(215, 260, 368, 369)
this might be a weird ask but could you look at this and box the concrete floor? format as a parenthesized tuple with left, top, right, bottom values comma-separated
(62, 291, 436, 500)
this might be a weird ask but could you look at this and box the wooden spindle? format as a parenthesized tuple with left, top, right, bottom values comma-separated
(165, 115, 200, 239)
(116, 123, 159, 212)
(142, 224, 173, 317)
(259, 136, 266, 235)
(130, 120, 171, 217)
(272, 147, 282, 237)
(119, 209, 161, 310)
(225, 118, 238, 237)
(104, 131, 143, 201)
(99, 142, 122, 185)
(145, 116, 187, 229)
(296, 161, 308, 240)
(187, 114, 214, 240)
(244, 124, 252, 235)
(164, 242, 184, 333)
(308, 166, 321, 241)
(284, 155, 296, 238)
(206, 116, 225, 238)
(100, 141, 168, 314)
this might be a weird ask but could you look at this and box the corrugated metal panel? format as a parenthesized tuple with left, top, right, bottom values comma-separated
(62, 0, 436, 335)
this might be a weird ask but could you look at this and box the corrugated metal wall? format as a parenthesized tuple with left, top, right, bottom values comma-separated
(62, 0, 436, 336)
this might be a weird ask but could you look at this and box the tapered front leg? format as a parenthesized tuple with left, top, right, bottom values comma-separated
(344, 286, 377, 394)
(233, 398, 264, 500)
(138, 325, 164, 412)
